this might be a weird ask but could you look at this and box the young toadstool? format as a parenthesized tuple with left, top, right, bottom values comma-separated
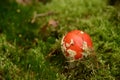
(61, 30, 94, 63)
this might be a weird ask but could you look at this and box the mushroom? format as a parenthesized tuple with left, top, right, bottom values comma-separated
(61, 30, 93, 62)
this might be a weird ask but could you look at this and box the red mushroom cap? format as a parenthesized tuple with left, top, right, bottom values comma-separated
(61, 30, 93, 61)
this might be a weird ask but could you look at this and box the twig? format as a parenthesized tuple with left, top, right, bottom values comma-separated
(31, 11, 57, 23)
(45, 49, 57, 59)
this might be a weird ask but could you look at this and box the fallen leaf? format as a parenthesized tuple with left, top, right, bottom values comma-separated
(16, 0, 32, 5)
(48, 19, 58, 27)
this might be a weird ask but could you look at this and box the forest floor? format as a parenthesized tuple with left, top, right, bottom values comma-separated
(0, 0, 120, 80)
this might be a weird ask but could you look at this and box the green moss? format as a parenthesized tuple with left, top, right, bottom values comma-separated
(0, 0, 120, 80)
